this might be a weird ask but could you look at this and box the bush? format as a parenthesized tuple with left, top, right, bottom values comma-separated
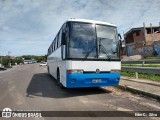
(121, 71, 160, 82)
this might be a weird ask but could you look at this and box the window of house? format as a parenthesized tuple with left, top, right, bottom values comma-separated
(147, 28, 151, 34)
(136, 31, 139, 36)
(154, 28, 160, 33)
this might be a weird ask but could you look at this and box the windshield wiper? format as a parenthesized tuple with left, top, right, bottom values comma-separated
(84, 38, 112, 60)
(99, 39, 111, 60)
(84, 46, 96, 60)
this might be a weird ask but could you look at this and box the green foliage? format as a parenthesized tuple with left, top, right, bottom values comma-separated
(121, 71, 160, 82)
(11, 57, 23, 65)
(1, 57, 9, 66)
(0, 55, 47, 66)
(0, 57, 23, 66)
(22, 55, 33, 60)
(141, 57, 160, 61)
(22, 55, 47, 62)
(121, 62, 160, 81)
(122, 64, 160, 67)
(121, 71, 135, 77)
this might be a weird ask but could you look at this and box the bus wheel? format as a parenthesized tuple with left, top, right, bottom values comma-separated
(57, 69, 60, 82)
(59, 83, 65, 89)
(47, 66, 49, 73)
(57, 69, 65, 89)
(47, 66, 51, 77)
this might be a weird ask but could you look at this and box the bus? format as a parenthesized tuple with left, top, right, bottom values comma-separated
(47, 18, 122, 88)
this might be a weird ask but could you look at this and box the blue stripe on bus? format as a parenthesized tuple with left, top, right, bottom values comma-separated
(66, 72, 120, 88)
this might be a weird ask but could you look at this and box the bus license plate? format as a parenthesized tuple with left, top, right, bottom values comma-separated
(92, 79, 101, 83)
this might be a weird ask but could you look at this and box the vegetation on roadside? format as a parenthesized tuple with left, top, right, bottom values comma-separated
(122, 64, 160, 67)
(0, 57, 10, 66)
(0, 55, 47, 66)
(121, 71, 160, 82)
(22, 55, 47, 62)
(0, 57, 23, 66)
(140, 57, 160, 61)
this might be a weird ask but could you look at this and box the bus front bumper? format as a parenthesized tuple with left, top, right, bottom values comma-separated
(66, 73, 120, 88)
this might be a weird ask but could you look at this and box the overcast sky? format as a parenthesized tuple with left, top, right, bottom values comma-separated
(0, 0, 160, 56)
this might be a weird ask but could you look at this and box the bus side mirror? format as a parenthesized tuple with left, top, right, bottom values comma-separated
(61, 33, 66, 45)
(118, 39, 122, 59)
(118, 33, 122, 40)
(119, 40, 122, 48)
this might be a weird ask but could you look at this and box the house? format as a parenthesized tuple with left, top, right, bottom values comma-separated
(124, 25, 160, 57)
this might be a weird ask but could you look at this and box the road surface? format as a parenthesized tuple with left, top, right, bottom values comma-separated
(0, 64, 159, 120)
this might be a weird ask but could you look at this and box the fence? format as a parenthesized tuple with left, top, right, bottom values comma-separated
(122, 67, 160, 79)
(122, 60, 160, 65)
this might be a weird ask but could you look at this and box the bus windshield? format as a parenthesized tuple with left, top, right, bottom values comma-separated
(68, 22, 119, 60)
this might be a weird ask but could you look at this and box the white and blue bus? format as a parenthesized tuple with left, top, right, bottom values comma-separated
(47, 18, 122, 88)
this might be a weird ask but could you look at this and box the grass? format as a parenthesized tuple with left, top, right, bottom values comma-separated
(121, 71, 160, 82)
(140, 57, 160, 61)
(124, 57, 160, 61)
(122, 64, 160, 67)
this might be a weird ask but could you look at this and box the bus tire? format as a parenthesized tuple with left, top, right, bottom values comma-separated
(59, 83, 65, 89)
(57, 68, 60, 82)
(47, 66, 52, 77)
(57, 68, 65, 89)
(47, 66, 50, 73)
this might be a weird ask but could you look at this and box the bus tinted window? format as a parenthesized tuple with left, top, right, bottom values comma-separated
(52, 41, 54, 51)
(96, 25, 118, 59)
(58, 30, 62, 47)
(55, 37, 58, 50)
(51, 43, 54, 52)
(68, 23, 96, 58)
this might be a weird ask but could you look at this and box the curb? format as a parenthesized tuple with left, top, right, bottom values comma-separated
(118, 85, 160, 101)
(121, 77, 160, 87)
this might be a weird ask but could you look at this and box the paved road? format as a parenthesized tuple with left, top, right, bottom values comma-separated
(0, 64, 159, 120)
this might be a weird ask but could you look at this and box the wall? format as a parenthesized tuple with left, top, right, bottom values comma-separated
(146, 33, 160, 45)
(125, 32, 134, 44)
(137, 46, 153, 57)
(125, 27, 160, 57)
(137, 41, 160, 57)
(127, 45, 135, 56)
(154, 41, 160, 57)
(133, 30, 144, 42)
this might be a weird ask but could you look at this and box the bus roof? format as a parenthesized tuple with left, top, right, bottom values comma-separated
(67, 18, 116, 27)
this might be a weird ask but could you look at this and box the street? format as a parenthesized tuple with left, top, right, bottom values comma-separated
(0, 64, 159, 120)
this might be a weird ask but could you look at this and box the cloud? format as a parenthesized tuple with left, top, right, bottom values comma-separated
(0, 0, 160, 56)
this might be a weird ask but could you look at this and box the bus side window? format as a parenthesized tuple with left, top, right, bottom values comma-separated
(49, 47, 50, 55)
(58, 30, 62, 47)
(66, 24, 69, 44)
(55, 37, 57, 50)
(62, 23, 70, 45)
(52, 42, 54, 52)
(61, 23, 67, 45)
(50, 45, 52, 53)
(56, 36, 58, 48)
(54, 39, 56, 50)
(52, 41, 54, 52)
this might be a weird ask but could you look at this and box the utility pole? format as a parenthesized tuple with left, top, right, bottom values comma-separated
(143, 22, 146, 44)
(150, 23, 156, 56)
(8, 51, 11, 67)
(159, 22, 160, 32)
(143, 22, 146, 58)
(150, 23, 154, 44)
(123, 31, 126, 55)
(0, 46, 2, 64)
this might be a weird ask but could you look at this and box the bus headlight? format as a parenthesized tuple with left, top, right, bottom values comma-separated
(68, 69, 83, 74)
(110, 70, 121, 73)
